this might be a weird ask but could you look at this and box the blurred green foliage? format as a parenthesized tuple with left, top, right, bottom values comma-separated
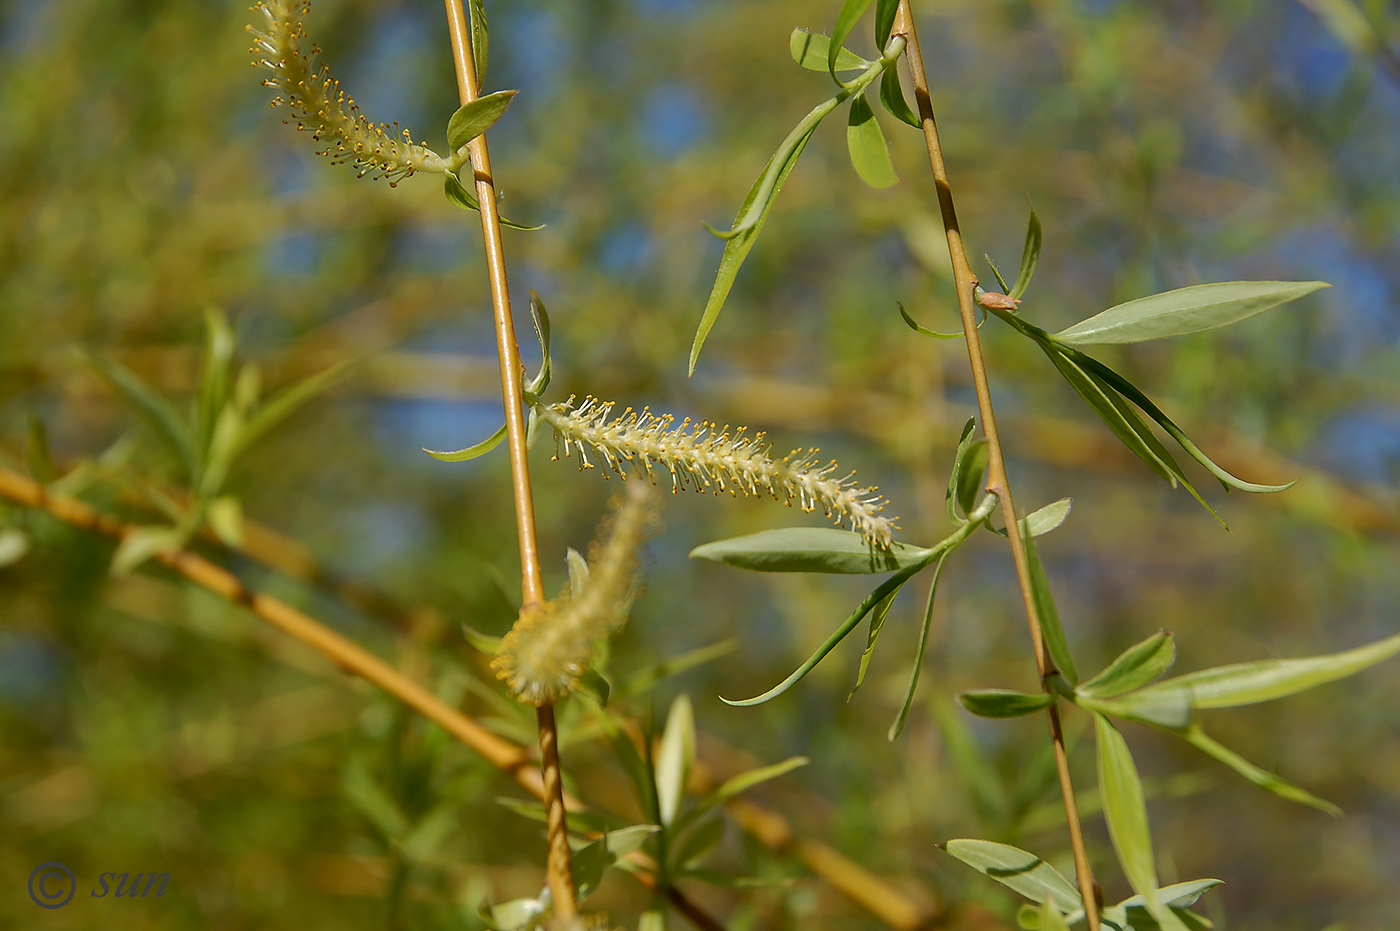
(2, 0, 1399, 929)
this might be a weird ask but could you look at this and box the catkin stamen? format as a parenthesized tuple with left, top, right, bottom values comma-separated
(249, 0, 449, 185)
(536, 395, 898, 548)
(493, 484, 658, 706)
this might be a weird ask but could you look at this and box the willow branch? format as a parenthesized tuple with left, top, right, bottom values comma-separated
(438, 0, 576, 917)
(892, 2, 1100, 927)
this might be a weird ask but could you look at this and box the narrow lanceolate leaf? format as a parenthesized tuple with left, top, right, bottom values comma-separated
(1095, 714, 1189, 931)
(443, 171, 544, 230)
(1052, 281, 1330, 346)
(573, 825, 660, 902)
(1137, 631, 1400, 711)
(722, 560, 923, 706)
(945, 419, 981, 523)
(880, 64, 921, 127)
(690, 527, 934, 574)
(942, 839, 1082, 912)
(846, 94, 899, 189)
(424, 422, 507, 461)
(671, 756, 809, 837)
(655, 695, 696, 826)
(237, 358, 354, 460)
(1079, 631, 1176, 699)
(1066, 347, 1296, 495)
(850, 581, 902, 699)
(790, 28, 870, 71)
(1010, 202, 1042, 301)
(446, 90, 516, 153)
(900, 302, 963, 340)
(1182, 725, 1340, 815)
(888, 552, 949, 740)
(1079, 685, 1194, 731)
(690, 95, 840, 374)
(86, 352, 197, 477)
(958, 689, 1052, 718)
(1102, 879, 1223, 931)
(467, 0, 488, 82)
(830, 0, 877, 83)
(1024, 531, 1078, 685)
(874, 0, 900, 47)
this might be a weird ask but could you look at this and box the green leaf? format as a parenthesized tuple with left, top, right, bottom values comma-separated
(1079, 631, 1176, 700)
(985, 255, 1012, 294)
(622, 639, 737, 697)
(655, 694, 695, 826)
(577, 667, 611, 707)
(943, 839, 1081, 912)
(1101, 880, 1222, 931)
(1142, 631, 1400, 711)
(830, 0, 876, 82)
(879, 64, 921, 127)
(889, 552, 950, 740)
(565, 546, 590, 597)
(206, 495, 244, 548)
(110, 525, 185, 577)
(874, 0, 899, 47)
(671, 756, 808, 838)
(446, 90, 516, 153)
(493, 796, 622, 835)
(671, 814, 725, 871)
(343, 757, 409, 840)
(1053, 281, 1330, 346)
(424, 422, 507, 462)
(461, 623, 503, 654)
(1024, 531, 1078, 685)
(990, 497, 1074, 539)
(467, 0, 488, 83)
(1180, 725, 1341, 815)
(955, 439, 989, 521)
(846, 93, 899, 189)
(1080, 685, 1194, 731)
(1010, 202, 1042, 301)
(0, 527, 32, 567)
(524, 290, 552, 396)
(480, 894, 548, 931)
(1039, 894, 1072, 931)
(959, 689, 1053, 718)
(789, 28, 870, 71)
(236, 358, 354, 461)
(722, 560, 922, 706)
(197, 307, 236, 457)
(444, 171, 544, 230)
(1095, 714, 1188, 931)
(850, 580, 902, 700)
(945, 418, 979, 523)
(86, 351, 197, 477)
(900, 301, 963, 340)
(690, 96, 839, 373)
(690, 526, 933, 574)
(1066, 347, 1295, 495)
(573, 825, 660, 901)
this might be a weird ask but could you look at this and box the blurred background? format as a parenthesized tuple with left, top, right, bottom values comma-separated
(2, 0, 1398, 928)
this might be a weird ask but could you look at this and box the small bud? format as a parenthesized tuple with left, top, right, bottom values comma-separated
(977, 289, 1021, 311)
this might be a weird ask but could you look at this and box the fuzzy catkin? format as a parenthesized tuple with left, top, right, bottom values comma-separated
(535, 395, 897, 547)
(249, 0, 448, 185)
(493, 484, 658, 706)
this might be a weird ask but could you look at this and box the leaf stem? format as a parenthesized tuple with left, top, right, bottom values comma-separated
(440, 0, 575, 917)
(892, 3, 1100, 926)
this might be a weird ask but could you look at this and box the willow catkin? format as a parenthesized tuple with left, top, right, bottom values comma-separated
(493, 484, 659, 706)
(248, 0, 448, 185)
(535, 395, 897, 548)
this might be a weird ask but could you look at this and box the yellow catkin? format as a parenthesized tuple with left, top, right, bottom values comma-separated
(535, 395, 897, 548)
(248, 0, 448, 185)
(493, 484, 658, 706)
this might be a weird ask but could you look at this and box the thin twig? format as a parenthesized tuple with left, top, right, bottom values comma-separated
(439, 0, 576, 916)
(891, 3, 1101, 927)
